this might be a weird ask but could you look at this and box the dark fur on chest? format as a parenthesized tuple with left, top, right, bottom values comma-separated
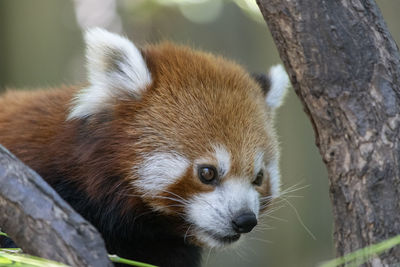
(51, 177, 202, 267)
(1, 173, 202, 267)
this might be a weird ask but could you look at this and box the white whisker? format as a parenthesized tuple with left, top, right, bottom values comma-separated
(282, 197, 316, 240)
(205, 248, 213, 266)
(184, 224, 193, 243)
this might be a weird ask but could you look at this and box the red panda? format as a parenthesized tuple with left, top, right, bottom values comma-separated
(0, 28, 289, 267)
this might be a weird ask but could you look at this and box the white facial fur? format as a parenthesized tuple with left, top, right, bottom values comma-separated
(186, 147, 282, 248)
(68, 28, 152, 120)
(194, 145, 232, 178)
(187, 179, 260, 248)
(254, 151, 265, 176)
(267, 157, 281, 198)
(266, 64, 290, 109)
(255, 151, 281, 198)
(134, 152, 189, 195)
(213, 145, 231, 177)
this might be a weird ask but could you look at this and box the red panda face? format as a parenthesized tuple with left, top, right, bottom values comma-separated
(68, 29, 289, 248)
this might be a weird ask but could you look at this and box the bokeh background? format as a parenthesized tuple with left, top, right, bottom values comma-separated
(0, 1, 399, 266)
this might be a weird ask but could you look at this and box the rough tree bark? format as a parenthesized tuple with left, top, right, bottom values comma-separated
(0, 145, 112, 267)
(256, 0, 400, 265)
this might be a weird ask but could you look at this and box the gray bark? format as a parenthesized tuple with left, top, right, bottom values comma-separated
(0, 145, 112, 267)
(256, 0, 400, 265)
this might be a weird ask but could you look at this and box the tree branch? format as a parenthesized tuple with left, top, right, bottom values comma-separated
(0, 145, 112, 267)
(257, 0, 400, 265)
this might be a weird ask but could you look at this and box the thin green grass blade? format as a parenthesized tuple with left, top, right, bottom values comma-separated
(0, 251, 68, 267)
(0, 232, 156, 267)
(0, 248, 22, 253)
(0, 231, 8, 237)
(109, 255, 158, 267)
(319, 235, 400, 267)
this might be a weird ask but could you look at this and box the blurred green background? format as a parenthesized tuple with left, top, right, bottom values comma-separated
(0, 1, 399, 266)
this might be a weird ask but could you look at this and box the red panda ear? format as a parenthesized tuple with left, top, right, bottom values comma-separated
(67, 28, 152, 120)
(253, 65, 290, 109)
(252, 73, 270, 95)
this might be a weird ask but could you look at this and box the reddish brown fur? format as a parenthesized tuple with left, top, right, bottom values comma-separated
(0, 43, 276, 258)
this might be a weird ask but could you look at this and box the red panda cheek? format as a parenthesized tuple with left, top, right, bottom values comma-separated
(160, 169, 214, 214)
(257, 174, 272, 213)
(258, 158, 282, 213)
(129, 151, 194, 213)
(133, 151, 189, 194)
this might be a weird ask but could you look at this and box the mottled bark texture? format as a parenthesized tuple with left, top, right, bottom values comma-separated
(257, 0, 400, 265)
(0, 145, 112, 267)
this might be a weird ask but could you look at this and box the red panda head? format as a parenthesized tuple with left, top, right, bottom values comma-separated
(67, 28, 289, 248)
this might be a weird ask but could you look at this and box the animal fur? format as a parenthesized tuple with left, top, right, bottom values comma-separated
(0, 28, 289, 267)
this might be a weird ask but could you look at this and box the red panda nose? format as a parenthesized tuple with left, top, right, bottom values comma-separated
(232, 212, 258, 233)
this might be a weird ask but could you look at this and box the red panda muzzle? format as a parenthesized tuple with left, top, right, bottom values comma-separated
(0, 28, 290, 267)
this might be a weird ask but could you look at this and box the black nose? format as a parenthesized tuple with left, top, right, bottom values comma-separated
(232, 212, 257, 233)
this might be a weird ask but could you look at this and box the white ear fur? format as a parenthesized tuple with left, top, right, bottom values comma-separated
(265, 64, 290, 109)
(67, 28, 152, 120)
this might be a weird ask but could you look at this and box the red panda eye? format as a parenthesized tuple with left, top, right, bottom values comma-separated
(198, 165, 218, 184)
(253, 170, 264, 186)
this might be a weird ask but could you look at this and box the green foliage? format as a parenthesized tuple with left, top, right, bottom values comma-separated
(109, 255, 157, 267)
(0, 250, 67, 267)
(0, 231, 8, 237)
(320, 235, 400, 267)
(0, 247, 157, 267)
(1, 228, 399, 267)
(1, 233, 399, 267)
(0, 249, 158, 267)
(0, 229, 158, 267)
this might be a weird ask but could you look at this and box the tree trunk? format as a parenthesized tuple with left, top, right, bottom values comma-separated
(257, 0, 400, 265)
(0, 145, 112, 267)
